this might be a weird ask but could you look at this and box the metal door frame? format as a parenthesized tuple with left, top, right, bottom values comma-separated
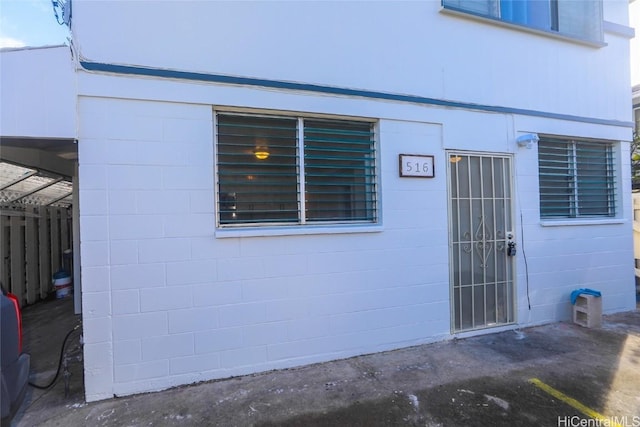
(446, 150, 516, 333)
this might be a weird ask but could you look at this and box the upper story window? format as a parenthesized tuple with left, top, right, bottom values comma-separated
(538, 137, 616, 219)
(216, 112, 377, 227)
(442, 0, 603, 43)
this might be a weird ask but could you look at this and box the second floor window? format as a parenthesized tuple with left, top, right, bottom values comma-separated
(442, 0, 603, 42)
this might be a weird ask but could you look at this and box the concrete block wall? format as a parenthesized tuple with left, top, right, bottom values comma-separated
(78, 93, 456, 400)
(509, 115, 634, 325)
(79, 96, 215, 399)
(77, 67, 635, 400)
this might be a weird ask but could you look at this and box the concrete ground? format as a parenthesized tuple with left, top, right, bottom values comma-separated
(10, 298, 640, 426)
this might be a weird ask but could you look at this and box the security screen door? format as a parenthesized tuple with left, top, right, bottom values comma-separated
(448, 153, 515, 332)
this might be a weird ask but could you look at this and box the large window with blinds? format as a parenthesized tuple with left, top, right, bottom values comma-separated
(216, 112, 377, 227)
(441, 0, 603, 43)
(538, 137, 616, 219)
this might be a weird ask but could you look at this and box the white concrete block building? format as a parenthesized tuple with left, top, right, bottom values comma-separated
(3, 1, 637, 402)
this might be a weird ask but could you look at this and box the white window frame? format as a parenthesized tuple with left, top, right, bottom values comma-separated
(537, 136, 617, 221)
(213, 109, 380, 236)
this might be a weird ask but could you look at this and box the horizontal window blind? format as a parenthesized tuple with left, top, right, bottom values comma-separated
(304, 120, 376, 222)
(216, 113, 377, 227)
(538, 140, 573, 218)
(538, 138, 615, 218)
(217, 114, 299, 225)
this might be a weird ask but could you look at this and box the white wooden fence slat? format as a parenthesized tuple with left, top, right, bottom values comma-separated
(49, 207, 61, 275)
(1, 207, 72, 304)
(60, 208, 69, 254)
(9, 216, 25, 306)
(39, 208, 52, 299)
(25, 207, 39, 304)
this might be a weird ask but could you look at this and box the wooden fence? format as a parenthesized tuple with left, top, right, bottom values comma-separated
(1, 206, 72, 307)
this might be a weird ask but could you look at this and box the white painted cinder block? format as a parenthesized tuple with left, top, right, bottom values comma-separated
(220, 347, 268, 369)
(192, 282, 243, 308)
(109, 240, 138, 266)
(107, 165, 163, 191)
(82, 317, 113, 344)
(242, 322, 289, 347)
(110, 264, 165, 290)
(79, 241, 109, 268)
(81, 291, 111, 319)
(83, 342, 114, 402)
(107, 191, 136, 215)
(79, 216, 109, 242)
(73, 0, 635, 401)
(188, 190, 214, 214)
(112, 312, 168, 341)
(141, 333, 194, 361)
(108, 215, 164, 240)
(169, 353, 220, 376)
(163, 118, 212, 143)
(80, 266, 110, 293)
(168, 307, 219, 334)
(137, 191, 190, 215)
(194, 327, 243, 354)
(165, 260, 217, 286)
(163, 214, 215, 238)
(218, 303, 267, 328)
(113, 339, 142, 365)
(111, 290, 140, 315)
(139, 287, 191, 312)
(78, 164, 107, 190)
(138, 238, 191, 264)
(78, 190, 108, 216)
(114, 360, 169, 383)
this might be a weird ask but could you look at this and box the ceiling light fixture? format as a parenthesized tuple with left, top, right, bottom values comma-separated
(254, 147, 270, 160)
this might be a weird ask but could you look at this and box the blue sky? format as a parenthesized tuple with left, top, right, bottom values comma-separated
(0, 0, 69, 48)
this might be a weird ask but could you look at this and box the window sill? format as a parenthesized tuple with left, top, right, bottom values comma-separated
(540, 218, 626, 227)
(440, 6, 606, 48)
(215, 223, 384, 238)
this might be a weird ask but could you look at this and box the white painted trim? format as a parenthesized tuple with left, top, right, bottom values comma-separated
(215, 224, 384, 238)
(540, 218, 627, 227)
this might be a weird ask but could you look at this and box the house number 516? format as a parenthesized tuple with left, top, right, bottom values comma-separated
(399, 154, 435, 178)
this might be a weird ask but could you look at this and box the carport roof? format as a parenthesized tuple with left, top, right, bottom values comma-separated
(0, 161, 72, 208)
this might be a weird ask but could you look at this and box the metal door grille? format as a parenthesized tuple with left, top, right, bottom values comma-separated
(448, 153, 515, 332)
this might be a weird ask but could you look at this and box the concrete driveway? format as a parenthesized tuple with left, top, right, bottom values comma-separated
(12, 299, 640, 426)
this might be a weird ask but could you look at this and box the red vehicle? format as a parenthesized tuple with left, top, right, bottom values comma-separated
(1, 289, 30, 426)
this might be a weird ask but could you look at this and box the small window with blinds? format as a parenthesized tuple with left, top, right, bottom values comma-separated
(216, 112, 377, 227)
(538, 137, 616, 219)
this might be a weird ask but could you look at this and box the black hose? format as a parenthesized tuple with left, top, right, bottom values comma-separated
(28, 324, 80, 390)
